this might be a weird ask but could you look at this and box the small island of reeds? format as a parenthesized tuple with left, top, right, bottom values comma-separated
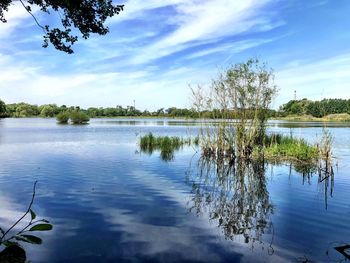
(139, 59, 333, 169)
(139, 133, 199, 161)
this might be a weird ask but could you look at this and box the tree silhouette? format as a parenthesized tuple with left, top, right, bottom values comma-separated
(0, 0, 124, 53)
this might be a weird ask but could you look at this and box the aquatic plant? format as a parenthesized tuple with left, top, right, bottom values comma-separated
(139, 133, 196, 161)
(0, 181, 53, 263)
(190, 59, 333, 167)
(191, 58, 278, 160)
(319, 129, 333, 162)
(263, 134, 319, 162)
(70, 111, 90, 124)
(56, 111, 70, 124)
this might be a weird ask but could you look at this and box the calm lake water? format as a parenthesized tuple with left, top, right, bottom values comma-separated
(0, 118, 349, 263)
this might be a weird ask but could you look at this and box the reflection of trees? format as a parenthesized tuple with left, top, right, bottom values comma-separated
(186, 154, 336, 258)
(187, 157, 273, 245)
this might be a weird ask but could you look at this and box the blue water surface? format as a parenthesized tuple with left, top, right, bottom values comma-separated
(0, 118, 349, 263)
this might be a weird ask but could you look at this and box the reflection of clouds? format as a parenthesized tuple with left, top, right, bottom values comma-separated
(95, 169, 294, 262)
(97, 170, 225, 261)
(2, 118, 343, 262)
(0, 194, 27, 231)
(0, 192, 55, 263)
(99, 207, 223, 262)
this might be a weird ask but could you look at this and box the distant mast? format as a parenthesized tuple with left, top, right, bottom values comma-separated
(294, 90, 297, 100)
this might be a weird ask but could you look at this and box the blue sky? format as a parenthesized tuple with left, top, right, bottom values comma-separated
(0, 0, 350, 110)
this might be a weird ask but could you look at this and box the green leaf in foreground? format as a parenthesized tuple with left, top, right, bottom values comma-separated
(29, 224, 52, 231)
(16, 235, 42, 245)
(30, 209, 36, 220)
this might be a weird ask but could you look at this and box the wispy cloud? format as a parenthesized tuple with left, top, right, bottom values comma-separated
(122, 0, 279, 65)
(0, 2, 40, 38)
(185, 38, 277, 60)
(1, 0, 348, 110)
(276, 54, 350, 105)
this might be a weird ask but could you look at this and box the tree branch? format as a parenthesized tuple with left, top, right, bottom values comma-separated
(19, 0, 46, 33)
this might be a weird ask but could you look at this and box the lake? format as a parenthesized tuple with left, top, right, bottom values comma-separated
(0, 118, 349, 262)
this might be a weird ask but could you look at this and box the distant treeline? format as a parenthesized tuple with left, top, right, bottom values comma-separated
(279, 98, 350, 117)
(0, 98, 349, 119)
(0, 101, 201, 118)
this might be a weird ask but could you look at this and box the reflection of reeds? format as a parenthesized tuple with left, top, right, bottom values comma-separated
(139, 133, 199, 161)
(186, 154, 336, 252)
(187, 157, 274, 245)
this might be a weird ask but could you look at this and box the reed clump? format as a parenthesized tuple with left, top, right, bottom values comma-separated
(191, 58, 331, 166)
(192, 58, 278, 160)
(263, 134, 319, 162)
(139, 133, 199, 161)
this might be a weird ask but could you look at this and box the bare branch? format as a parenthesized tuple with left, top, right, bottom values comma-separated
(19, 0, 46, 33)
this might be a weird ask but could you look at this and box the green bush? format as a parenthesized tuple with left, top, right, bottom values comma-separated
(56, 111, 70, 124)
(0, 99, 6, 117)
(264, 134, 319, 161)
(70, 111, 90, 124)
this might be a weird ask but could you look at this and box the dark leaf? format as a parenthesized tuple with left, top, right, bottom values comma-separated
(0, 244, 26, 263)
(30, 209, 36, 220)
(16, 235, 42, 245)
(2, 241, 18, 247)
(29, 224, 52, 231)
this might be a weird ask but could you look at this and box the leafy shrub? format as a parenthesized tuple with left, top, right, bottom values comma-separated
(0, 99, 6, 117)
(56, 111, 70, 124)
(70, 111, 90, 124)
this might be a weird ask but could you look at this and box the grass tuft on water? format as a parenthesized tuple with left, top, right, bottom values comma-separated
(262, 134, 319, 162)
(139, 133, 198, 161)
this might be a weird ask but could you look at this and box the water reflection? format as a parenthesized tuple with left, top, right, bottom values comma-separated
(186, 157, 274, 250)
(185, 155, 337, 258)
(0, 182, 53, 263)
(0, 118, 349, 262)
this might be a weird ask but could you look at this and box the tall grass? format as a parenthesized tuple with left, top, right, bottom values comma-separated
(263, 134, 319, 162)
(139, 133, 199, 161)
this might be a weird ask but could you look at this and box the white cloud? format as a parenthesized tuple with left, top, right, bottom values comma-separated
(0, 0, 283, 109)
(0, 51, 194, 109)
(110, 0, 186, 22)
(185, 38, 276, 60)
(0, 2, 37, 38)
(114, 0, 278, 65)
(276, 54, 350, 105)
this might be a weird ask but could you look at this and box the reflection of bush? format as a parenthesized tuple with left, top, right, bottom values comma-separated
(187, 157, 273, 244)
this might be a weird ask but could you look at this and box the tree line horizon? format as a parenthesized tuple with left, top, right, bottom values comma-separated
(1, 98, 350, 119)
